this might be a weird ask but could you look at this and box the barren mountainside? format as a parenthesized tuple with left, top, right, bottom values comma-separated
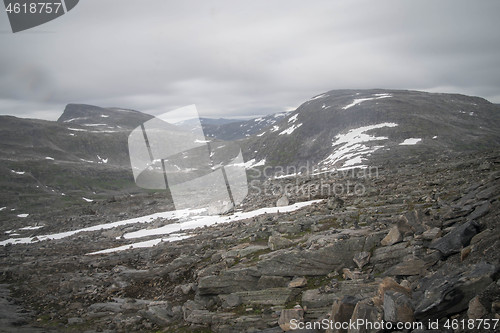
(0, 89, 499, 332)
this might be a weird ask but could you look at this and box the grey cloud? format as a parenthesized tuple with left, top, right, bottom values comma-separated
(0, 0, 499, 120)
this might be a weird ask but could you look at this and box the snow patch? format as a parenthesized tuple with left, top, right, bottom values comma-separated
(82, 197, 94, 202)
(45, 157, 54, 160)
(309, 93, 327, 101)
(17, 214, 29, 218)
(97, 155, 108, 164)
(11, 170, 26, 175)
(343, 93, 391, 110)
(19, 225, 43, 231)
(0, 200, 321, 247)
(322, 123, 398, 168)
(120, 200, 322, 240)
(399, 138, 422, 145)
(252, 159, 266, 167)
(279, 123, 302, 135)
(88, 234, 191, 255)
(288, 114, 298, 123)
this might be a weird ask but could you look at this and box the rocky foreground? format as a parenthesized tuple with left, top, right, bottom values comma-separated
(0, 151, 499, 332)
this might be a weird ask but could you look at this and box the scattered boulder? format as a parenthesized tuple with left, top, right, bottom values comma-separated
(276, 195, 290, 207)
(208, 201, 234, 215)
(421, 227, 442, 240)
(353, 251, 371, 270)
(278, 305, 304, 331)
(468, 201, 490, 221)
(383, 290, 414, 322)
(327, 196, 344, 210)
(257, 236, 365, 276)
(378, 277, 411, 301)
(380, 226, 403, 246)
(467, 296, 487, 319)
(342, 268, 363, 280)
(268, 235, 294, 251)
(398, 210, 427, 236)
(288, 276, 307, 288)
(349, 298, 383, 333)
(326, 296, 359, 333)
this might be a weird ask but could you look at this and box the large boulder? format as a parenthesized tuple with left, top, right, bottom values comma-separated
(349, 298, 384, 333)
(276, 195, 290, 207)
(268, 235, 294, 250)
(278, 305, 304, 331)
(430, 220, 480, 257)
(353, 251, 371, 270)
(414, 262, 498, 320)
(380, 226, 402, 246)
(383, 290, 414, 322)
(198, 267, 259, 295)
(257, 236, 365, 276)
(326, 296, 359, 333)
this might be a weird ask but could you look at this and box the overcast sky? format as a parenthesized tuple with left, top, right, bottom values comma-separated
(1, 0, 499, 120)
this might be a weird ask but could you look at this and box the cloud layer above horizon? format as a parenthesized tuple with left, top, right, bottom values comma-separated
(1, 0, 499, 120)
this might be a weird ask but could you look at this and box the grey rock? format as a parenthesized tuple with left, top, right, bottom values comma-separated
(278, 305, 304, 331)
(381, 226, 403, 246)
(327, 197, 344, 210)
(232, 288, 297, 306)
(258, 275, 290, 289)
(277, 195, 290, 207)
(430, 220, 479, 257)
(383, 258, 426, 277)
(414, 262, 498, 320)
(475, 185, 499, 201)
(182, 299, 205, 321)
(257, 236, 365, 276)
(398, 210, 427, 236)
(421, 227, 442, 240)
(353, 251, 371, 270)
(288, 276, 307, 288)
(185, 309, 214, 325)
(141, 301, 175, 326)
(468, 201, 490, 221)
(67, 317, 84, 325)
(326, 296, 359, 333)
(277, 221, 302, 234)
(219, 294, 241, 308)
(467, 296, 487, 319)
(268, 235, 294, 251)
(384, 290, 414, 322)
(198, 267, 259, 295)
(349, 298, 384, 333)
(371, 242, 421, 272)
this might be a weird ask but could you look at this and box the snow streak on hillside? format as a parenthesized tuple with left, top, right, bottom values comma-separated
(322, 122, 398, 168)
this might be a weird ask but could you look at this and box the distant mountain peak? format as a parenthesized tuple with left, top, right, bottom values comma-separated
(57, 104, 152, 130)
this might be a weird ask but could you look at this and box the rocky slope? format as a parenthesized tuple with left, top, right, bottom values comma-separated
(0, 90, 499, 332)
(0, 150, 498, 332)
